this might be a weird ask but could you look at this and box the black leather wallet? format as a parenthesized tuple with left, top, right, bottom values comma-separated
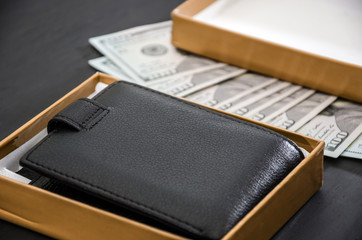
(20, 81, 303, 239)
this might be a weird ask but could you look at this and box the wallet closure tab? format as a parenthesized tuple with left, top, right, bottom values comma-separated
(47, 98, 109, 132)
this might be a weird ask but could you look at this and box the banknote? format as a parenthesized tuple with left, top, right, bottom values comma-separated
(298, 100, 362, 158)
(89, 21, 224, 85)
(251, 88, 315, 122)
(232, 84, 301, 117)
(88, 57, 131, 81)
(341, 134, 362, 159)
(268, 92, 337, 132)
(149, 65, 246, 97)
(186, 73, 277, 107)
(218, 81, 290, 112)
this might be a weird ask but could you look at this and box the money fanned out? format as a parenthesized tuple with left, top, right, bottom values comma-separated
(149, 65, 246, 97)
(252, 88, 315, 122)
(267, 93, 337, 132)
(298, 100, 362, 158)
(239, 85, 301, 118)
(217, 81, 290, 111)
(88, 21, 362, 160)
(186, 73, 276, 107)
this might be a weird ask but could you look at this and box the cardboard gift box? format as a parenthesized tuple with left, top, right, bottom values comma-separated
(171, 0, 362, 103)
(0, 73, 324, 239)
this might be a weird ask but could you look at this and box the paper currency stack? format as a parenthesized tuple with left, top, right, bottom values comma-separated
(88, 21, 362, 159)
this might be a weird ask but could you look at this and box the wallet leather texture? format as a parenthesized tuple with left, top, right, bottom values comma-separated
(21, 81, 304, 239)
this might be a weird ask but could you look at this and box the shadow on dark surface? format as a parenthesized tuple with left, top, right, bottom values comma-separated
(324, 156, 362, 177)
(273, 157, 362, 240)
(0, 220, 53, 240)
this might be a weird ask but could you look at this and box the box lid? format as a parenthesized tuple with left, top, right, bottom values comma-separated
(172, 0, 362, 103)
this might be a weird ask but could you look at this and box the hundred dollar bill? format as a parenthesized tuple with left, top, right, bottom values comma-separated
(252, 88, 315, 122)
(89, 21, 224, 85)
(298, 100, 362, 158)
(267, 92, 337, 132)
(186, 73, 276, 107)
(88, 57, 131, 81)
(341, 134, 362, 159)
(232, 84, 301, 117)
(218, 81, 290, 112)
(149, 65, 246, 97)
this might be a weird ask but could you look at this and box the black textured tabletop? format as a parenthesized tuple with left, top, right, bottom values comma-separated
(0, 1, 361, 239)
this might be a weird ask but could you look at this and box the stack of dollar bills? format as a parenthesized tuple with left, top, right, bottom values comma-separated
(88, 21, 362, 159)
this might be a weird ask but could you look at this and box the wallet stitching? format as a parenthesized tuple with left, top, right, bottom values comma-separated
(79, 98, 108, 110)
(81, 108, 102, 126)
(88, 109, 110, 130)
(56, 99, 108, 130)
(75, 99, 106, 126)
(57, 109, 109, 131)
(25, 137, 202, 233)
(117, 81, 302, 153)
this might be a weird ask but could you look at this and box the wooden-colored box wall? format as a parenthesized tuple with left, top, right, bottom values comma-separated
(0, 73, 324, 239)
(171, 0, 362, 103)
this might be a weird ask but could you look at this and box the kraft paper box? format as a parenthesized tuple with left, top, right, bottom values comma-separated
(0, 73, 324, 239)
(171, 0, 362, 103)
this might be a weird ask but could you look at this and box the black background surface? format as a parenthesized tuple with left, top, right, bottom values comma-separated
(0, 0, 361, 239)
